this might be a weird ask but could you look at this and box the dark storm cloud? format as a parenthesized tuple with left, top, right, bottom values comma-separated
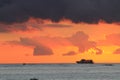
(0, 0, 66, 24)
(0, 0, 120, 24)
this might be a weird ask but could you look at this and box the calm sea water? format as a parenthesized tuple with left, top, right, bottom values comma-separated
(0, 64, 119, 80)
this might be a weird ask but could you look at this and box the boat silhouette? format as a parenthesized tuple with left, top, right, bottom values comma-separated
(76, 59, 94, 64)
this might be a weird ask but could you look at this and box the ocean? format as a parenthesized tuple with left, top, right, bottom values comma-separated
(0, 64, 119, 80)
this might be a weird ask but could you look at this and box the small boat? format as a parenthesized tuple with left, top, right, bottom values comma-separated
(76, 59, 94, 64)
(103, 64, 113, 66)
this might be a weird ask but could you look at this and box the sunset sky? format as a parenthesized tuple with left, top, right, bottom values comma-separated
(0, 0, 120, 63)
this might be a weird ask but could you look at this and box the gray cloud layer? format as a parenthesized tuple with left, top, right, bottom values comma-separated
(0, 0, 120, 24)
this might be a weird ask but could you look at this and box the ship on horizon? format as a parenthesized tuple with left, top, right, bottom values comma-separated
(76, 59, 94, 64)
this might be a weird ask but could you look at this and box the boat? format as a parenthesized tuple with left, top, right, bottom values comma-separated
(103, 64, 113, 66)
(76, 59, 94, 64)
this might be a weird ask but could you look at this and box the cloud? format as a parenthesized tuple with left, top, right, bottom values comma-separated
(33, 36, 72, 47)
(113, 48, 120, 54)
(34, 31, 101, 54)
(0, 0, 120, 24)
(68, 31, 97, 53)
(9, 37, 54, 56)
(94, 48, 103, 55)
(7, 31, 102, 55)
(0, 22, 41, 32)
(33, 46, 53, 56)
(0, 0, 66, 24)
(32, 31, 102, 54)
(44, 23, 72, 28)
(0, 18, 72, 32)
(63, 51, 76, 56)
(98, 33, 120, 46)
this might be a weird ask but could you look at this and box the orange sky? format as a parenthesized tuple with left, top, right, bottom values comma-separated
(0, 18, 120, 63)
